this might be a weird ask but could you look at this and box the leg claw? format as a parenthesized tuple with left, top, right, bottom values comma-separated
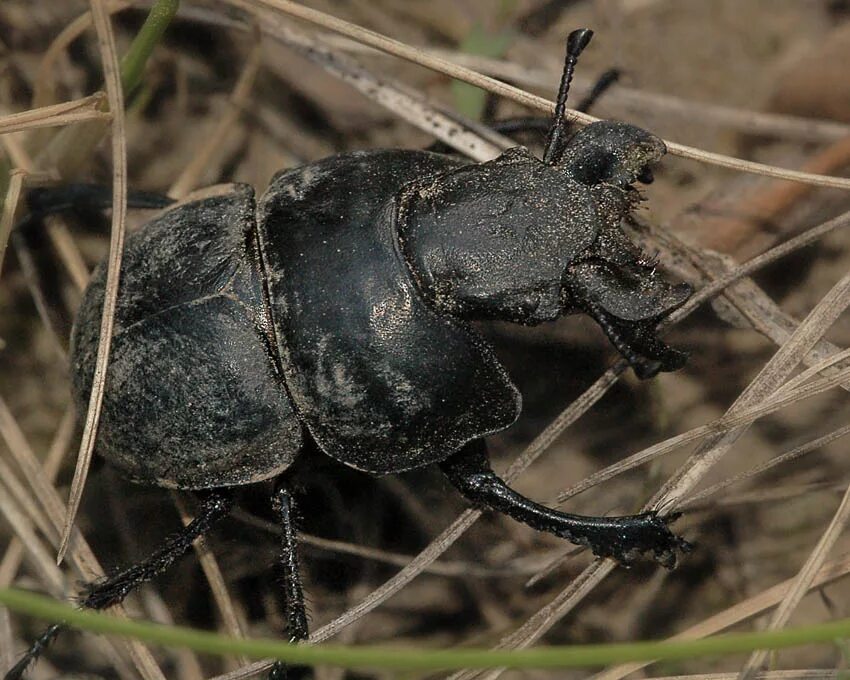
(584, 511, 691, 569)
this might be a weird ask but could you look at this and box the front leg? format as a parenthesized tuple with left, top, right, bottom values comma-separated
(439, 440, 691, 568)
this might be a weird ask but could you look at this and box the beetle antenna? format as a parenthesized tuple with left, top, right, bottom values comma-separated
(543, 28, 593, 166)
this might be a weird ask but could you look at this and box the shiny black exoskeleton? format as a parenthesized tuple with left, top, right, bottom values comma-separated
(6, 29, 692, 680)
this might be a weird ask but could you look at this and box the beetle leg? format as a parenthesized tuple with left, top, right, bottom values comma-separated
(439, 440, 691, 568)
(8, 184, 175, 348)
(268, 479, 311, 680)
(23, 182, 173, 223)
(3, 489, 234, 680)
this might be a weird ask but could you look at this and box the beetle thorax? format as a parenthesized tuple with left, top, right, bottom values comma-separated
(397, 147, 601, 325)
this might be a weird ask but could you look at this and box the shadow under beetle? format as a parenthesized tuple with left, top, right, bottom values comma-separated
(6, 29, 693, 680)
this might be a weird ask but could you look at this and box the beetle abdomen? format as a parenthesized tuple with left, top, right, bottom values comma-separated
(258, 151, 521, 474)
(71, 185, 302, 489)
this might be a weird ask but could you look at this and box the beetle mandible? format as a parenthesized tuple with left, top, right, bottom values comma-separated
(7, 29, 693, 680)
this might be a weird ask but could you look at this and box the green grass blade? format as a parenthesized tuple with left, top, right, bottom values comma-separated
(2, 587, 849, 671)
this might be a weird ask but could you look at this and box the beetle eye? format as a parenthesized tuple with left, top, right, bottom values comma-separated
(570, 149, 618, 185)
(637, 166, 654, 184)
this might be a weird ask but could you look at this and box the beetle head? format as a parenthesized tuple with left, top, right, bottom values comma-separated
(556, 121, 691, 379)
(401, 28, 690, 379)
(401, 129, 689, 379)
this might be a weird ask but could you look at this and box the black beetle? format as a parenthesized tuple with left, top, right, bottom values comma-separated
(7, 29, 692, 680)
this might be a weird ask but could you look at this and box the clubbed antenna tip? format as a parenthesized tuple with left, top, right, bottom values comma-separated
(568, 28, 594, 55)
(543, 28, 594, 166)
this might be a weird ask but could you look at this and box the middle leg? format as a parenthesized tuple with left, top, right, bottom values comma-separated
(268, 478, 311, 680)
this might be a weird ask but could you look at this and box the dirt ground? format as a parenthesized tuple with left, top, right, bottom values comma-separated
(2, 1, 850, 679)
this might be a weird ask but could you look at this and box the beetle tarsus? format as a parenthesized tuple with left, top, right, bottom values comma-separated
(80, 489, 234, 610)
(3, 623, 65, 680)
(268, 479, 311, 680)
(5, 491, 234, 677)
(439, 440, 689, 568)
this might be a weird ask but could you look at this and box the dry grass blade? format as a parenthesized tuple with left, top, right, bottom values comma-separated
(737, 484, 850, 678)
(0, 395, 167, 680)
(450, 562, 615, 680)
(232, 509, 538, 577)
(44, 216, 91, 293)
(654, 270, 850, 511)
(231, 0, 850, 190)
(59, 0, 131, 565)
(710, 481, 848, 509)
(649, 673, 839, 680)
(0, 479, 65, 596)
(662, 210, 850, 329)
(592, 553, 850, 680)
(643, 221, 850, 391)
(0, 408, 74, 588)
(173, 492, 249, 666)
(0, 133, 34, 170)
(457, 270, 850, 680)
(0, 457, 56, 545)
(32, 1, 129, 107)
(682, 423, 850, 509)
(223, 8, 511, 161)
(552, 363, 850, 511)
(773, 346, 850, 397)
(0, 94, 110, 135)
(331, 44, 850, 144)
(0, 170, 26, 277)
(169, 36, 263, 198)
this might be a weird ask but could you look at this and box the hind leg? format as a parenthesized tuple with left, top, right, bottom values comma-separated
(23, 183, 173, 222)
(3, 489, 234, 680)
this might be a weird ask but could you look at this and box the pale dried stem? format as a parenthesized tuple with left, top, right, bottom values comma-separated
(169, 37, 263, 198)
(45, 216, 91, 293)
(173, 492, 249, 666)
(663, 210, 850, 330)
(0, 396, 166, 679)
(232, 509, 542, 577)
(0, 170, 25, 276)
(654, 271, 850, 510)
(552, 363, 850, 511)
(737, 484, 850, 678)
(0, 95, 110, 135)
(234, 0, 850, 190)
(593, 553, 850, 680)
(0, 480, 65, 596)
(327, 42, 850, 144)
(0, 134, 34, 169)
(682, 422, 850, 509)
(247, 10, 511, 161)
(33, 1, 129, 107)
(60, 0, 131, 565)
(774, 346, 850, 398)
(0, 408, 74, 588)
